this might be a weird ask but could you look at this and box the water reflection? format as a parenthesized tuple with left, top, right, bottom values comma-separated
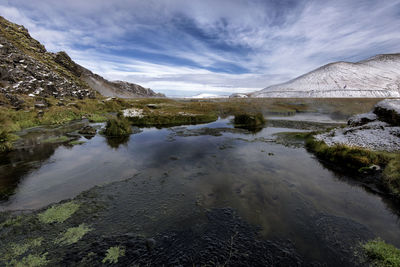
(106, 135, 130, 149)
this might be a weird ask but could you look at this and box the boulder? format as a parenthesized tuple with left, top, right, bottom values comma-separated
(373, 99, 400, 126)
(347, 112, 377, 126)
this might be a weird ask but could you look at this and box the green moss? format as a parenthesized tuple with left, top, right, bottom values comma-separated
(55, 223, 91, 245)
(102, 246, 125, 264)
(38, 201, 80, 224)
(363, 238, 400, 266)
(42, 136, 70, 144)
(104, 116, 132, 137)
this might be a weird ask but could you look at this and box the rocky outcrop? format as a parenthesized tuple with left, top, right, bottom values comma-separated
(0, 16, 164, 107)
(316, 99, 400, 151)
(250, 54, 400, 98)
(373, 99, 400, 126)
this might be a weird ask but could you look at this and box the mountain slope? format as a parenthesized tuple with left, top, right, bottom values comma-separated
(0, 16, 164, 102)
(250, 54, 400, 98)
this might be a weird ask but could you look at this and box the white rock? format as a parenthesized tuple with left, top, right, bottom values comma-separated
(122, 108, 144, 118)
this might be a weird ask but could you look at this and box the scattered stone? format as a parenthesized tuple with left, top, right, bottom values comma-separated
(78, 126, 96, 136)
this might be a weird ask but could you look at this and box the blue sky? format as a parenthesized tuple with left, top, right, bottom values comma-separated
(1, 0, 400, 97)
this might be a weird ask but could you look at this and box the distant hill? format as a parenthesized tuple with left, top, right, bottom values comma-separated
(0, 16, 164, 104)
(249, 54, 400, 98)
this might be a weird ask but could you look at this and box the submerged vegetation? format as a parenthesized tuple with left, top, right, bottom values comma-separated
(38, 201, 80, 224)
(363, 239, 400, 266)
(102, 246, 126, 264)
(55, 224, 92, 245)
(1, 238, 48, 267)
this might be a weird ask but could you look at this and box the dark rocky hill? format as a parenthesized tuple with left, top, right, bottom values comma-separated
(0, 16, 164, 107)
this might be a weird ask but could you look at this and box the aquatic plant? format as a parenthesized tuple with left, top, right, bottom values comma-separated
(1, 238, 46, 267)
(38, 201, 80, 224)
(102, 246, 125, 264)
(12, 238, 43, 256)
(0, 215, 23, 228)
(55, 223, 91, 245)
(363, 238, 400, 266)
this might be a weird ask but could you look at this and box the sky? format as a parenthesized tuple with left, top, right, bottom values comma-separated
(1, 0, 400, 97)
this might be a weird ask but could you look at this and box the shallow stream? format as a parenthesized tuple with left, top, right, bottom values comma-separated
(1, 110, 400, 266)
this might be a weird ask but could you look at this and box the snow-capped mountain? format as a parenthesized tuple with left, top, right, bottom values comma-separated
(250, 54, 400, 98)
(188, 93, 229, 99)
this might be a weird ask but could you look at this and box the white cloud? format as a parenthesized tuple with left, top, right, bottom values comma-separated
(1, 0, 399, 97)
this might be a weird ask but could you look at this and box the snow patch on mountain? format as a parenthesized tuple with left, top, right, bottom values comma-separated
(250, 54, 400, 98)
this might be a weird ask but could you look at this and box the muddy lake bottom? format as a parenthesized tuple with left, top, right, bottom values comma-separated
(1, 111, 400, 266)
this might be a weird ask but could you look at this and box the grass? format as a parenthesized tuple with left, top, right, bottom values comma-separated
(38, 201, 80, 224)
(0, 96, 383, 153)
(87, 113, 107, 122)
(102, 246, 125, 264)
(55, 224, 91, 246)
(104, 115, 132, 136)
(129, 112, 218, 127)
(0, 129, 19, 152)
(305, 136, 400, 197)
(383, 156, 400, 196)
(363, 238, 400, 266)
(233, 113, 265, 129)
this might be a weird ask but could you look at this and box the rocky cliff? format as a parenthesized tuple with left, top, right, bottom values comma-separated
(250, 54, 400, 98)
(0, 16, 164, 106)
